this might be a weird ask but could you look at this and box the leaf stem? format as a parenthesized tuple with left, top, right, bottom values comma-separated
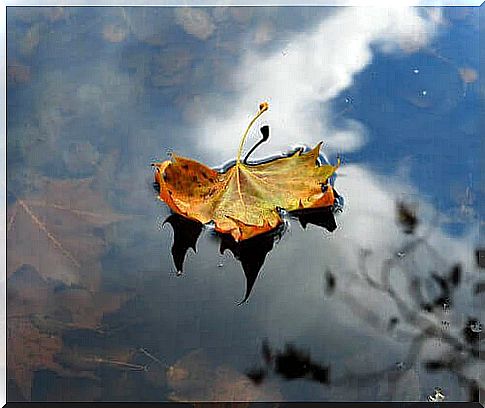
(243, 139, 265, 164)
(236, 102, 269, 166)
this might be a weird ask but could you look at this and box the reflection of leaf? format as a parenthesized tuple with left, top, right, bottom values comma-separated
(154, 103, 339, 242)
(292, 206, 337, 232)
(164, 205, 338, 302)
(219, 227, 280, 303)
(167, 349, 281, 402)
(163, 213, 278, 302)
(164, 214, 203, 273)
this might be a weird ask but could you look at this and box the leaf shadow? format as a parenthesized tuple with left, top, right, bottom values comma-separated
(162, 206, 338, 303)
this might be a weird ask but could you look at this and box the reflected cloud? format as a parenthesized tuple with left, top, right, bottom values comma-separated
(6, 4, 480, 402)
(190, 7, 441, 163)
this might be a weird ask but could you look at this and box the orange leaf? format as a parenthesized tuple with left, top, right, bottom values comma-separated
(154, 103, 339, 241)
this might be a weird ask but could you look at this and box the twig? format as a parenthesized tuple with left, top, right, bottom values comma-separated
(17, 198, 81, 268)
(138, 347, 169, 369)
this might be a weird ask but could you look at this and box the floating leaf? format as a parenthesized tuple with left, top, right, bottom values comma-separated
(153, 102, 339, 242)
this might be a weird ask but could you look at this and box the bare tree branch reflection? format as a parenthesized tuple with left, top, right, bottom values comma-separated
(247, 201, 483, 402)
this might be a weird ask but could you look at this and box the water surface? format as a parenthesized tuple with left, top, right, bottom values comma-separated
(6, 5, 482, 402)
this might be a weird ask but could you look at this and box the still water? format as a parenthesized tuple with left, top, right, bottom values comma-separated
(6, 5, 483, 402)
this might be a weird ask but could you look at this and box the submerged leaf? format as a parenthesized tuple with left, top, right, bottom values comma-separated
(7, 176, 132, 398)
(154, 103, 339, 242)
(167, 349, 281, 402)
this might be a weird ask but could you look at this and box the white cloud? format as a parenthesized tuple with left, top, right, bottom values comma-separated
(189, 7, 440, 164)
(179, 10, 478, 395)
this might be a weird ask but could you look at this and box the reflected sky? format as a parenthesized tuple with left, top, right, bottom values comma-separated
(6, 5, 482, 402)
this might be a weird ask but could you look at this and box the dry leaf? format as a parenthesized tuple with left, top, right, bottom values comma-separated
(7, 317, 64, 399)
(7, 177, 128, 287)
(154, 102, 339, 241)
(167, 349, 282, 402)
(7, 176, 132, 399)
